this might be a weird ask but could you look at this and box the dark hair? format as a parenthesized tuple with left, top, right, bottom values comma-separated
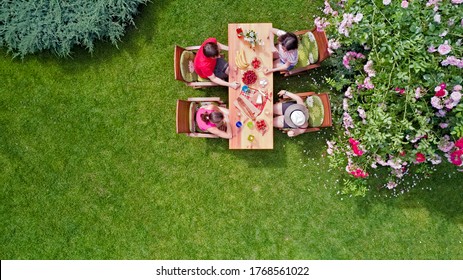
(201, 110, 224, 124)
(278, 32, 298, 51)
(203, 42, 219, 57)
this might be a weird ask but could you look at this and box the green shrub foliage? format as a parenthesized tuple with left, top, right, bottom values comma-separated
(0, 0, 148, 58)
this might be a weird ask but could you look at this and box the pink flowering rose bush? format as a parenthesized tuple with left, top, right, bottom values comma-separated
(320, 0, 463, 196)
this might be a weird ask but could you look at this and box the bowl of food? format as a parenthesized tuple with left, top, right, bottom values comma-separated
(242, 70, 257, 85)
(258, 78, 268, 88)
(251, 57, 262, 70)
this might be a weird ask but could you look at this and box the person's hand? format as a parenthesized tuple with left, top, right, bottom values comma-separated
(278, 90, 287, 97)
(287, 130, 295, 137)
(263, 68, 272, 75)
(230, 81, 240, 90)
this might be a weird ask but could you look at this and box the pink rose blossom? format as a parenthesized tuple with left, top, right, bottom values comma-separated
(357, 107, 366, 119)
(344, 87, 353, 99)
(350, 168, 368, 178)
(328, 39, 341, 54)
(431, 96, 444, 109)
(395, 87, 405, 95)
(438, 40, 452, 55)
(426, 0, 441, 8)
(314, 17, 330, 32)
(364, 60, 376, 77)
(430, 155, 442, 165)
(375, 156, 388, 166)
(386, 181, 397, 189)
(438, 135, 455, 152)
(342, 51, 365, 69)
(450, 150, 463, 166)
(415, 153, 426, 163)
(326, 140, 336, 155)
(454, 85, 462, 91)
(445, 98, 456, 110)
(436, 109, 447, 117)
(392, 168, 404, 179)
(338, 13, 363, 37)
(415, 87, 423, 99)
(383, 0, 391, 5)
(450, 91, 462, 103)
(451, 0, 463, 4)
(354, 13, 363, 23)
(455, 138, 463, 149)
(343, 112, 354, 129)
(358, 77, 374, 90)
(343, 98, 349, 111)
(387, 158, 403, 170)
(401, 1, 409, 8)
(323, 0, 334, 15)
(428, 45, 437, 53)
(434, 84, 447, 97)
(441, 56, 463, 68)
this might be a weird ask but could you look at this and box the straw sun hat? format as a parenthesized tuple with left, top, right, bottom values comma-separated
(284, 104, 308, 128)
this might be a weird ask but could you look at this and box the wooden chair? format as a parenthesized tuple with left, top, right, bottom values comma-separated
(279, 92, 332, 134)
(281, 28, 330, 77)
(174, 45, 218, 89)
(176, 97, 226, 138)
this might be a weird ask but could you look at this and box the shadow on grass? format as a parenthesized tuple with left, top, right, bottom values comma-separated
(205, 133, 286, 169)
(353, 165, 463, 223)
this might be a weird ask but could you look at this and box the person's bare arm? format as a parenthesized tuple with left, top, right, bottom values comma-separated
(208, 74, 240, 89)
(278, 90, 304, 104)
(217, 42, 229, 51)
(264, 61, 291, 74)
(287, 127, 307, 137)
(207, 123, 232, 139)
(218, 107, 229, 115)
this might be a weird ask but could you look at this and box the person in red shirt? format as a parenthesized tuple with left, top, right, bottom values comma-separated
(193, 38, 240, 89)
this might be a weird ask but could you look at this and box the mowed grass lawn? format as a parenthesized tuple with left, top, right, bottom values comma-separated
(1, 0, 462, 259)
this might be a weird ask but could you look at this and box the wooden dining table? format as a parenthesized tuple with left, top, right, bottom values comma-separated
(228, 23, 274, 150)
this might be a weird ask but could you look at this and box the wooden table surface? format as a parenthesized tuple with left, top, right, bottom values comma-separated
(228, 23, 273, 150)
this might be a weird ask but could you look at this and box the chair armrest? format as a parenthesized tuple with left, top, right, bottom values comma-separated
(185, 46, 201, 51)
(187, 133, 219, 138)
(188, 97, 222, 102)
(303, 127, 321, 133)
(296, 92, 317, 98)
(187, 81, 218, 88)
(293, 30, 310, 36)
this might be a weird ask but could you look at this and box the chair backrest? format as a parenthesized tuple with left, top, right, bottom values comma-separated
(283, 29, 330, 76)
(176, 99, 191, 133)
(310, 28, 330, 63)
(176, 98, 225, 137)
(174, 45, 186, 82)
(295, 92, 332, 128)
(317, 93, 332, 128)
(174, 45, 218, 88)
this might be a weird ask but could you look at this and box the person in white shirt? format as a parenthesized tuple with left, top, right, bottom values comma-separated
(264, 28, 299, 74)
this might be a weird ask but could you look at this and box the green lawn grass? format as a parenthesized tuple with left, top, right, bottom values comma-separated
(1, 0, 462, 259)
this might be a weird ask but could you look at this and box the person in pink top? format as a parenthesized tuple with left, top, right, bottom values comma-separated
(196, 104, 233, 139)
(264, 28, 299, 74)
(193, 38, 240, 89)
